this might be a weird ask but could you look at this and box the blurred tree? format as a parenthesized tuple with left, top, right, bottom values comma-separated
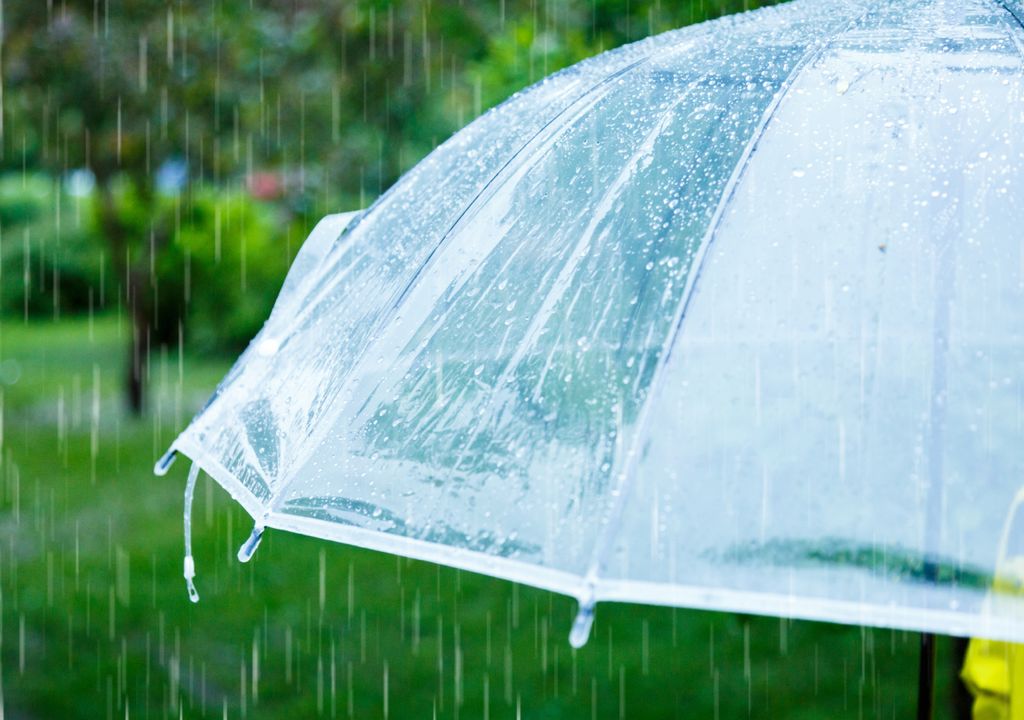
(1, 0, 776, 412)
(2, 1, 352, 412)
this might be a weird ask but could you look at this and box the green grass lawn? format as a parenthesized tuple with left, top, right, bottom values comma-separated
(1, 316, 962, 719)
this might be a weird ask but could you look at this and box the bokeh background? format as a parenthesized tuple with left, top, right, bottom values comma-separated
(2, 0, 969, 717)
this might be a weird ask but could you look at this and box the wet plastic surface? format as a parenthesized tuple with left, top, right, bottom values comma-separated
(164, 0, 1024, 643)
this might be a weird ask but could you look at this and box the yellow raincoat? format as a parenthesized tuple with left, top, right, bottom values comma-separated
(962, 489, 1024, 719)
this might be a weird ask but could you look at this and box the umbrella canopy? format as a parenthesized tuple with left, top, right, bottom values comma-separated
(159, 0, 1024, 646)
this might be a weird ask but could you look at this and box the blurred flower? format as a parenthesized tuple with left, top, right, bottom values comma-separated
(247, 171, 284, 200)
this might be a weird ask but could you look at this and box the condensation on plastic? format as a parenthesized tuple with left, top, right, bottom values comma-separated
(165, 0, 1024, 642)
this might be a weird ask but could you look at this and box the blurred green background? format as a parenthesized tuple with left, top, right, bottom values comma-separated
(1, 0, 969, 717)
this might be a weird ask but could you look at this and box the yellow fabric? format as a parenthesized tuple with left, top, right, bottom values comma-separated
(962, 556, 1024, 719)
(962, 637, 1013, 720)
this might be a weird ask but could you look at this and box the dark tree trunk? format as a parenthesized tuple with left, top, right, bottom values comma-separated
(97, 177, 159, 416)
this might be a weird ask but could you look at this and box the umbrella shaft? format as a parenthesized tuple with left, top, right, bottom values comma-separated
(917, 632, 936, 720)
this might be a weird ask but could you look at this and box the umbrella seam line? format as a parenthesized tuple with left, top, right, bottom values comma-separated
(384, 54, 656, 315)
(578, 1, 876, 600)
(987, 0, 1024, 67)
(989, 0, 1024, 31)
(382, 8, 780, 319)
(592, 577, 1024, 642)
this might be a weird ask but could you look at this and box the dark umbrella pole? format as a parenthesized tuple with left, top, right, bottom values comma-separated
(917, 563, 940, 720)
(917, 631, 936, 720)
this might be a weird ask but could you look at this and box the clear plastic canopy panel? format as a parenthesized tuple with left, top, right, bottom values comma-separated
(161, 0, 1024, 643)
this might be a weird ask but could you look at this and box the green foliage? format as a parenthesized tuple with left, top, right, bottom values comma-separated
(0, 173, 107, 318)
(80, 178, 316, 353)
(175, 188, 313, 353)
(0, 172, 314, 354)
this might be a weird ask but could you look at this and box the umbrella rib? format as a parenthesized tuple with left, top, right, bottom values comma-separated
(989, 0, 1024, 30)
(987, 0, 1024, 68)
(385, 56, 655, 316)
(573, 3, 878, 631)
(379, 19, 750, 320)
(448, 84, 700, 476)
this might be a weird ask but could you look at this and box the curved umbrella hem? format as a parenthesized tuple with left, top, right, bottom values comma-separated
(267, 511, 592, 600)
(594, 578, 1024, 643)
(168, 444, 1024, 643)
(171, 444, 591, 601)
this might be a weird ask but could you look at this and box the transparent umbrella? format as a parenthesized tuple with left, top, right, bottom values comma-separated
(158, 0, 1024, 710)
